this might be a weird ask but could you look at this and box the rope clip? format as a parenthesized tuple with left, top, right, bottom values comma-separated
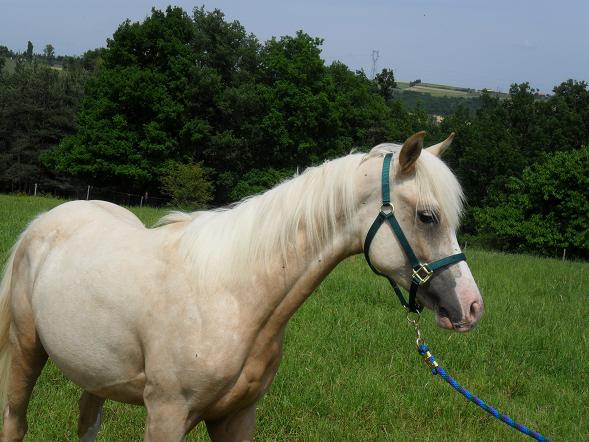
(405, 308, 424, 347)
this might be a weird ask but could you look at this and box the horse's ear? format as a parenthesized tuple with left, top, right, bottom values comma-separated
(426, 132, 455, 157)
(399, 131, 425, 172)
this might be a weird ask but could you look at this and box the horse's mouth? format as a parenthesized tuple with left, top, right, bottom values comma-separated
(435, 306, 475, 332)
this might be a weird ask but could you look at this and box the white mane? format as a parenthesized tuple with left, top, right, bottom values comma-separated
(163, 143, 463, 286)
(178, 154, 361, 286)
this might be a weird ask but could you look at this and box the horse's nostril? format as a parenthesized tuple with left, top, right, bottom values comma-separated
(469, 301, 481, 319)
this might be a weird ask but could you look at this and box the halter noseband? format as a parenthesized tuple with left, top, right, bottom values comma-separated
(363, 153, 466, 313)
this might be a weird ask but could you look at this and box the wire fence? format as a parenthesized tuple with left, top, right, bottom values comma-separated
(2, 182, 169, 208)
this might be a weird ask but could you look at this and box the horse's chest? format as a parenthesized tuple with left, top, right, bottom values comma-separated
(206, 337, 284, 418)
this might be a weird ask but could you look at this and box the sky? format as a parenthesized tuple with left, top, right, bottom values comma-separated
(1, 0, 587, 93)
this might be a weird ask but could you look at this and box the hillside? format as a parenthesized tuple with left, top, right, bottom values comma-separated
(396, 80, 509, 98)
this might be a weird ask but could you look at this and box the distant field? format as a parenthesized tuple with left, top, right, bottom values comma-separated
(396, 80, 507, 99)
(1, 194, 587, 441)
(410, 85, 477, 97)
(1, 57, 64, 75)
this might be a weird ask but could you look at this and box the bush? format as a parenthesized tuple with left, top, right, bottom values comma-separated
(160, 162, 214, 210)
(229, 168, 293, 202)
(475, 146, 589, 258)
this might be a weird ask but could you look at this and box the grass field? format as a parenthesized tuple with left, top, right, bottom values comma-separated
(395, 81, 508, 100)
(1, 194, 588, 441)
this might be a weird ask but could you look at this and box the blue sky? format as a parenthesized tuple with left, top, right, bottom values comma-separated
(1, 0, 587, 92)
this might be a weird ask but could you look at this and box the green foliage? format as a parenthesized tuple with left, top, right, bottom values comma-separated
(43, 44, 55, 64)
(441, 81, 589, 210)
(160, 161, 214, 210)
(25, 41, 33, 60)
(43, 6, 195, 191)
(394, 89, 481, 116)
(2, 6, 588, 257)
(0, 45, 13, 58)
(474, 146, 589, 258)
(374, 68, 396, 101)
(229, 168, 293, 202)
(44, 8, 398, 200)
(0, 59, 88, 192)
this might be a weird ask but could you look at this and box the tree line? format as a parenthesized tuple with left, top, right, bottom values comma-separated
(0, 6, 587, 258)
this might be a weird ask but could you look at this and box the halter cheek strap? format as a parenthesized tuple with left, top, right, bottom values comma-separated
(363, 153, 466, 313)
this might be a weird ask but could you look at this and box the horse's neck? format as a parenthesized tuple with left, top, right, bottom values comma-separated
(231, 156, 374, 332)
(181, 154, 372, 331)
(252, 217, 361, 334)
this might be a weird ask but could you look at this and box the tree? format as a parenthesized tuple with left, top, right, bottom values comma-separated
(475, 146, 589, 258)
(374, 68, 396, 101)
(43, 44, 55, 64)
(43, 8, 399, 200)
(44, 7, 197, 191)
(0, 45, 14, 59)
(229, 168, 292, 201)
(540, 80, 589, 155)
(26, 41, 33, 60)
(0, 60, 87, 192)
(160, 161, 214, 210)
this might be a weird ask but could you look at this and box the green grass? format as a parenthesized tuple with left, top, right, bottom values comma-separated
(1, 194, 588, 440)
(395, 81, 510, 100)
(409, 85, 474, 97)
(395, 81, 477, 98)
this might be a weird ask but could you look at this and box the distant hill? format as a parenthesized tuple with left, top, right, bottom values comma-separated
(393, 81, 482, 116)
(393, 80, 549, 117)
(396, 80, 509, 98)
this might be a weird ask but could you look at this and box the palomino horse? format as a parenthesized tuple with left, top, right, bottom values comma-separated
(0, 132, 483, 441)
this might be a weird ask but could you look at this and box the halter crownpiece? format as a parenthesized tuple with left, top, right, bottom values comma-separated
(363, 152, 466, 313)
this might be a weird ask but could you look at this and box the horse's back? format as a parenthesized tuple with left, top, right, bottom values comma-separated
(34, 199, 145, 231)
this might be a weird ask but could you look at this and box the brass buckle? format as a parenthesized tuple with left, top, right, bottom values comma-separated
(380, 202, 395, 215)
(412, 264, 433, 285)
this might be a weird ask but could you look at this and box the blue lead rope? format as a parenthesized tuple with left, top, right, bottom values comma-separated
(417, 343, 553, 442)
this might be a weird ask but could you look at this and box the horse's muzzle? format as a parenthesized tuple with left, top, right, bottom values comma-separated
(435, 299, 483, 332)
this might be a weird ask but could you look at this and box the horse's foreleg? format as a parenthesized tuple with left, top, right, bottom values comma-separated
(205, 404, 256, 442)
(142, 383, 200, 442)
(77, 391, 105, 442)
(143, 401, 196, 442)
(0, 333, 47, 442)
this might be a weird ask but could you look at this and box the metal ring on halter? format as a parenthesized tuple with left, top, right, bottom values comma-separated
(405, 308, 420, 327)
(380, 202, 395, 215)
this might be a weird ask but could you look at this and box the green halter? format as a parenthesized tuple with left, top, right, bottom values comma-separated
(363, 153, 466, 313)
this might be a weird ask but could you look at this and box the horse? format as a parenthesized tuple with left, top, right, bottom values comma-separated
(0, 131, 483, 441)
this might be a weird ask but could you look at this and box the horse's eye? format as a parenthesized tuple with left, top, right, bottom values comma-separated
(418, 210, 438, 224)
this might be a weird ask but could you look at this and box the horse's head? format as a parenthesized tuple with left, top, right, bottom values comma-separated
(359, 131, 483, 332)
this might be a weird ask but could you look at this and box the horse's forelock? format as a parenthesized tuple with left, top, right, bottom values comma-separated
(363, 143, 463, 228)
